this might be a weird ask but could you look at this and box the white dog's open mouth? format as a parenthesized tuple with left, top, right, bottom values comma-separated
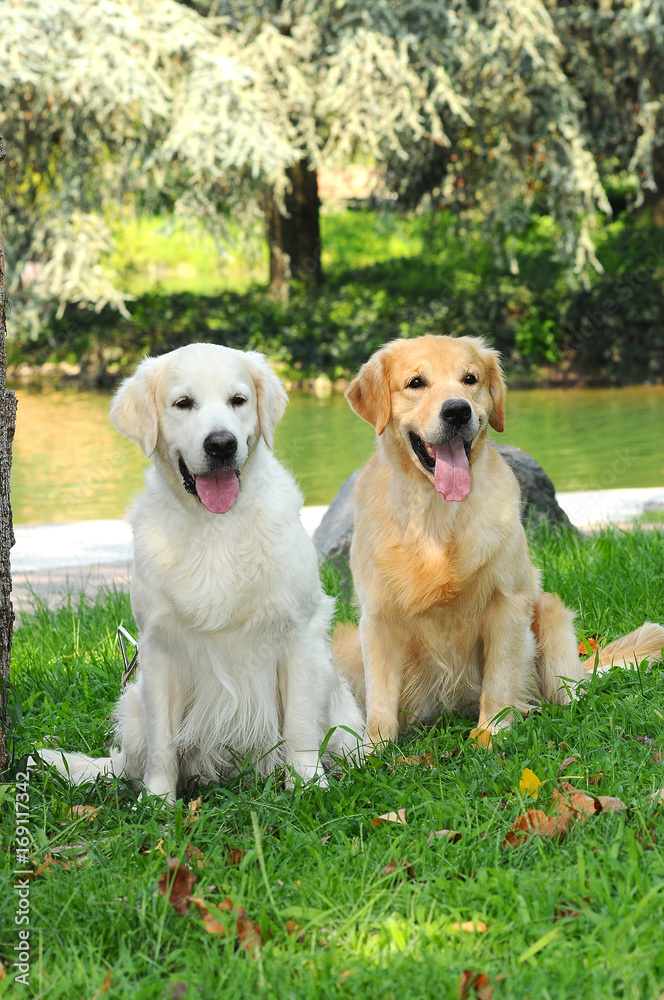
(178, 456, 239, 513)
(409, 432, 472, 502)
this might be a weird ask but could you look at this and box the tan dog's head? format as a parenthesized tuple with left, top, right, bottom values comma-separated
(346, 335, 505, 501)
(110, 343, 288, 513)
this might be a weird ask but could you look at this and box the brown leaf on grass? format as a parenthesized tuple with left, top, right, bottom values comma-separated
(558, 756, 580, 776)
(451, 920, 488, 933)
(428, 829, 462, 843)
(652, 788, 664, 805)
(652, 753, 663, 765)
(100, 971, 112, 994)
(594, 795, 627, 813)
(551, 782, 596, 819)
(285, 919, 306, 943)
(394, 752, 436, 768)
(554, 897, 590, 922)
(157, 858, 197, 914)
(0, 960, 6, 981)
(226, 846, 247, 866)
(236, 908, 264, 953)
(65, 804, 99, 822)
(372, 808, 407, 826)
(183, 797, 202, 828)
(31, 853, 57, 878)
(381, 858, 416, 882)
(458, 970, 494, 1000)
(168, 984, 188, 1000)
(588, 771, 604, 786)
(502, 809, 551, 848)
(190, 895, 232, 935)
(184, 843, 208, 871)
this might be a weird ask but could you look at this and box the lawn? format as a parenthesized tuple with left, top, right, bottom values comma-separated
(2, 526, 664, 999)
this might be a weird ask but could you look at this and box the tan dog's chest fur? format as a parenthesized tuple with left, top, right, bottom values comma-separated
(334, 335, 588, 743)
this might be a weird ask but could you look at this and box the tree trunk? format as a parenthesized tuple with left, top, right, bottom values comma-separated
(641, 147, 664, 225)
(0, 135, 17, 774)
(266, 158, 323, 298)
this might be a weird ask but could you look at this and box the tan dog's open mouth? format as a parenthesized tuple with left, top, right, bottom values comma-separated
(409, 431, 473, 501)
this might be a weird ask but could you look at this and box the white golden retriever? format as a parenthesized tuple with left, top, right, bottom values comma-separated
(39, 343, 363, 802)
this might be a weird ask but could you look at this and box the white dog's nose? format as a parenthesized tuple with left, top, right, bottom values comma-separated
(204, 431, 237, 462)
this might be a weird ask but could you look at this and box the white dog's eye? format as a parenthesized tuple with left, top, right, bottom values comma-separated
(463, 372, 478, 385)
(230, 395, 247, 407)
(173, 396, 194, 410)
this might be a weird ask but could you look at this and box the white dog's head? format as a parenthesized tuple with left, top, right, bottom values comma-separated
(110, 343, 288, 513)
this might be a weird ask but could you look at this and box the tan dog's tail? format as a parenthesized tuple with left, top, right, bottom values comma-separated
(332, 622, 366, 710)
(589, 622, 664, 673)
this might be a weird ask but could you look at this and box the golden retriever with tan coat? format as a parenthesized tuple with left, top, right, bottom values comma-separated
(334, 335, 664, 745)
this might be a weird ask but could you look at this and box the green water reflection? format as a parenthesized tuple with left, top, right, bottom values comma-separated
(8, 384, 664, 524)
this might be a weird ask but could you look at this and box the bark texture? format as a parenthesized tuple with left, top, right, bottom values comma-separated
(0, 134, 17, 774)
(266, 158, 323, 298)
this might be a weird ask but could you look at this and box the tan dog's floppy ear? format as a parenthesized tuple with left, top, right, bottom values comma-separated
(482, 346, 506, 433)
(346, 349, 392, 435)
(110, 355, 161, 457)
(246, 352, 288, 449)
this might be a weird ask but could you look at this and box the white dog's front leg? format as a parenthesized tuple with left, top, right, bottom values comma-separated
(140, 642, 184, 804)
(278, 634, 331, 787)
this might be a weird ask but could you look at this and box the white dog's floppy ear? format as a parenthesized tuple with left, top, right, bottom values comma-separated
(482, 345, 506, 433)
(346, 347, 392, 435)
(246, 352, 288, 449)
(110, 355, 162, 457)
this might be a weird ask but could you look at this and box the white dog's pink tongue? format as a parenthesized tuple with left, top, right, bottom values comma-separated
(195, 469, 239, 513)
(434, 436, 471, 501)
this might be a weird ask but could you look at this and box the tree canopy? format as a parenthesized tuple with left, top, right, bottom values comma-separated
(1, 0, 663, 331)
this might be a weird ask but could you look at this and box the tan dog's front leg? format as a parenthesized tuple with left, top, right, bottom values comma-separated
(360, 615, 410, 746)
(478, 594, 540, 734)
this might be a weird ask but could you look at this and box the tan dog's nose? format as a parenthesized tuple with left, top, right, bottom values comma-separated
(441, 398, 472, 426)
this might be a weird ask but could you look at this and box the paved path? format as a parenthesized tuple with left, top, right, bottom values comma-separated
(10, 490, 664, 621)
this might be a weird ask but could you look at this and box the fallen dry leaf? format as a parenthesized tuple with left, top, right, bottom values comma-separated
(452, 920, 488, 933)
(285, 919, 306, 943)
(381, 858, 416, 881)
(652, 788, 664, 805)
(519, 767, 542, 799)
(458, 970, 494, 1000)
(551, 782, 596, 819)
(554, 897, 590, 922)
(502, 809, 550, 848)
(428, 829, 462, 843)
(372, 808, 407, 826)
(558, 756, 580, 776)
(236, 909, 264, 953)
(394, 752, 436, 768)
(226, 846, 247, 866)
(100, 971, 112, 995)
(594, 795, 627, 813)
(65, 804, 99, 822)
(157, 858, 197, 914)
(183, 797, 202, 828)
(190, 895, 232, 935)
(168, 984, 188, 1000)
(469, 728, 493, 749)
(0, 961, 7, 982)
(588, 771, 604, 786)
(184, 843, 208, 871)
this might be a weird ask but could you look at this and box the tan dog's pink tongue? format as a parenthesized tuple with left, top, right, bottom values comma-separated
(434, 436, 471, 501)
(195, 469, 239, 513)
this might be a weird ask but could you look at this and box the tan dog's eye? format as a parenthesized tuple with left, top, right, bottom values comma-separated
(406, 376, 426, 389)
(173, 396, 194, 410)
(463, 372, 478, 385)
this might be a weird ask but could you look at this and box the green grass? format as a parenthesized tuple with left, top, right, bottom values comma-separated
(3, 526, 664, 999)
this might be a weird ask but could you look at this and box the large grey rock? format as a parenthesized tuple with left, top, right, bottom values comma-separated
(314, 443, 574, 567)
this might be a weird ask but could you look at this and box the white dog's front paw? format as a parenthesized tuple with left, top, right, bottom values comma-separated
(143, 774, 177, 805)
(285, 752, 328, 789)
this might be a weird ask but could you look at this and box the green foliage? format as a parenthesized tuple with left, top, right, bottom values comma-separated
(3, 0, 664, 333)
(3, 528, 664, 997)
(8, 209, 664, 383)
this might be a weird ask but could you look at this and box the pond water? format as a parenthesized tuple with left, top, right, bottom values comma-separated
(8, 383, 664, 524)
